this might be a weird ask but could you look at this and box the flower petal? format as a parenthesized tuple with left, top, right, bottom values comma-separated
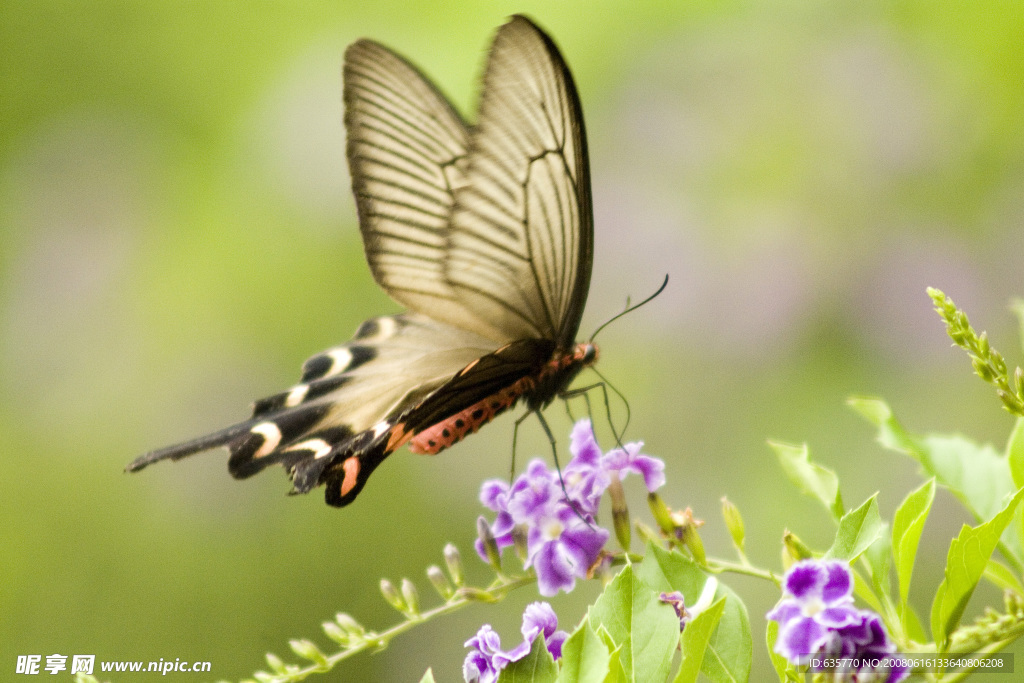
(820, 560, 853, 604)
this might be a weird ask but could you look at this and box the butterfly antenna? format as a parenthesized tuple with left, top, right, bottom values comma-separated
(589, 274, 669, 343)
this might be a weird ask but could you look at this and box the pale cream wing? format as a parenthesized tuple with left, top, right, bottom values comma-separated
(445, 16, 594, 347)
(344, 40, 482, 332)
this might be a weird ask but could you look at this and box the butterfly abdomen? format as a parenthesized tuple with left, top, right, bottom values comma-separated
(410, 376, 537, 454)
(410, 342, 599, 454)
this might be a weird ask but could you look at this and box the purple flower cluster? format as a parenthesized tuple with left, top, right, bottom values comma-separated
(768, 560, 908, 682)
(463, 602, 568, 683)
(477, 419, 665, 596)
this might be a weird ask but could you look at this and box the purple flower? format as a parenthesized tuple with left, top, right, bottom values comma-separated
(520, 602, 568, 660)
(602, 440, 665, 492)
(768, 560, 907, 682)
(526, 503, 609, 596)
(463, 603, 568, 683)
(463, 625, 516, 683)
(475, 420, 664, 595)
(660, 591, 690, 630)
(564, 420, 610, 515)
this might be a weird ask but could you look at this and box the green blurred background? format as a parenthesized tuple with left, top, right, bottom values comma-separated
(3, 1, 1023, 680)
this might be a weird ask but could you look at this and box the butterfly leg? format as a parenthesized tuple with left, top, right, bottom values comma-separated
(560, 369, 630, 450)
(510, 410, 534, 484)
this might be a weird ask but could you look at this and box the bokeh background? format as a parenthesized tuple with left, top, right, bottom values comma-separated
(3, 1, 1024, 680)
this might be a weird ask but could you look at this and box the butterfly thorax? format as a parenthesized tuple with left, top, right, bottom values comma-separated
(409, 342, 598, 455)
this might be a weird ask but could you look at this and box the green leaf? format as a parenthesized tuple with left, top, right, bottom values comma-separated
(602, 647, 627, 683)
(851, 568, 884, 615)
(850, 397, 1023, 565)
(418, 669, 436, 683)
(824, 494, 882, 562)
(637, 544, 752, 683)
(983, 559, 1024, 595)
(930, 487, 1024, 650)
(769, 441, 843, 520)
(674, 597, 725, 683)
(1011, 297, 1024, 356)
(892, 478, 936, 613)
(589, 625, 626, 683)
(588, 564, 680, 682)
(557, 620, 611, 683)
(864, 527, 892, 600)
(765, 619, 800, 682)
(1008, 418, 1024, 490)
(499, 635, 558, 683)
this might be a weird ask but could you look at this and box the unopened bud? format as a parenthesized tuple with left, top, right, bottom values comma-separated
(380, 578, 405, 613)
(782, 530, 813, 567)
(443, 543, 464, 586)
(401, 578, 420, 615)
(608, 475, 631, 551)
(477, 517, 502, 571)
(427, 565, 453, 599)
(720, 496, 745, 553)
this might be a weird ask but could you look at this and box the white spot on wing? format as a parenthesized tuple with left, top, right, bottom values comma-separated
(285, 384, 309, 407)
(287, 438, 333, 459)
(251, 422, 282, 458)
(372, 421, 390, 438)
(326, 348, 353, 375)
(375, 317, 398, 339)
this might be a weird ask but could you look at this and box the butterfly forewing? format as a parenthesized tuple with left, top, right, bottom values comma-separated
(447, 17, 593, 348)
(344, 40, 479, 332)
(129, 15, 597, 507)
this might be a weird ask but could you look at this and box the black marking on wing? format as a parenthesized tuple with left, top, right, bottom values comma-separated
(251, 374, 353, 417)
(226, 403, 330, 475)
(300, 345, 377, 383)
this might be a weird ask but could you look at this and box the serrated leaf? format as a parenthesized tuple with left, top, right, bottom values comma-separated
(636, 543, 752, 683)
(892, 478, 936, 614)
(673, 597, 725, 683)
(930, 487, 1024, 650)
(588, 565, 679, 682)
(824, 494, 882, 562)
(769, 441, 844, 520)
(499, 635, 558, 683)
(557, 620, 611, 683)
(850, 397, 1023, 565)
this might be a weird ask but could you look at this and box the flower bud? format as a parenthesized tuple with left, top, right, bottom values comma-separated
(443, 543, 464, 586)
(782, 530, 813, 567)
(289, 639, 327, 666)
(607, 475, 631, 551)
(477, 517, 502, 571)
(380, 578, 406, 613)
(401, 578, 421, 615)
(427, 564, 453, 599)
(720, 496, 745, 553)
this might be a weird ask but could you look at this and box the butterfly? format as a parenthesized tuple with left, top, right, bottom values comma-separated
(127, 15, 597, 507)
